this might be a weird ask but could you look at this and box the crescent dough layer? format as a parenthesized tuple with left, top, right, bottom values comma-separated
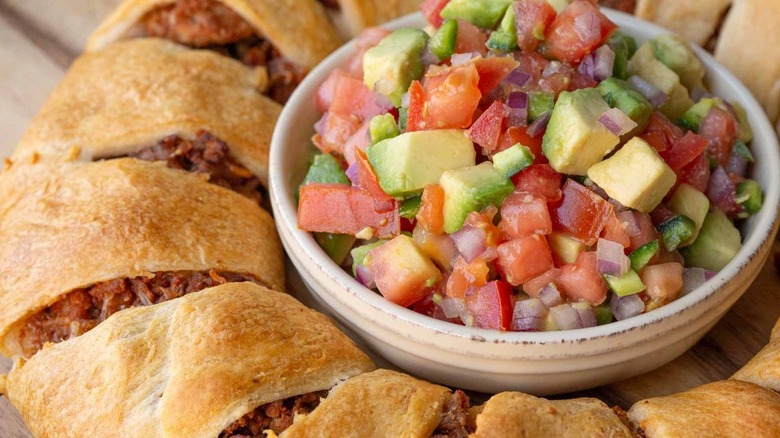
(12, 38, 279, 187)
(471, 392, 632, 438)
(86, 0, 341, 70)
(334, 0, 420, 38)
(635, 0, 732, 47)
(0, 158, 284, 357)
(732, 337, 780, 393)
(280, 369, 453, 437)
(773, 318, 780, 341)
(627, 380, 780, 437)
(5, 282, 375, 438)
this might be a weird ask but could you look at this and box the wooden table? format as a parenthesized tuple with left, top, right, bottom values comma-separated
(0, 1, 778, 436)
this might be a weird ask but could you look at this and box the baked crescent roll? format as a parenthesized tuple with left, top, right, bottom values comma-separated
(323, 0, 421, 39)
(627, 380, 780, 437)
(773, 317, 780, 341)
(470, 392, 632, 438)
(86, 0, 342, 103)
(715, 0, 780, 124)
(635, 0, 732, 47)
(2, 282, 375, 438)
(732, 317, 780, 392)
(0, 158, 284, 358)
(12, 38, 278, 192)
(280, 369, 472, 437)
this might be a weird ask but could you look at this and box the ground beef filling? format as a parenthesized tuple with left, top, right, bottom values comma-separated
(318, 0, 340, 11)
(18, 270, 258, 357)
(140, 0, 305, 104)
(432, 390, 473, 438)
(220, 391, 328, 437)
(598, 0, 636, 13)
(130, 130, 264, 205)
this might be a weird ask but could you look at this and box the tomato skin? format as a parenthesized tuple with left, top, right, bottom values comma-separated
(418, 63, 482, 130)
(514, 0, 558, 53)
(472, 57, 520, 95)
(522, 267, 560, 298)
(550, 179, 612, 246)
(677, 153, 711, 193)
(446, 256, 490, 298)
(700, 107, 738, 166)
(355, 149, 396, 212)
(500, 192, 553, 238)
(330, 74, 392, 122)
(640, 112, 685, 152)
(417, 184, 446, 234)
(557, 251, 608, 305)
(601, 210, 631, 248)
(313, 112, 361, 154)
(545, 1, 617, 64)
(298, 184, 399, 238)
(468, 101, 507, 150)
(497, 235, 554, 286)
(498, 126, 546, 163)
(661, 131, 710, 170)
(421, 0, 451, 27)
(406, 80, 426, 132)
(316, 69, 346, 113)
(455, 19, 488, 56)
(511, 164, 562, 201)
(466, 281, 515, 330)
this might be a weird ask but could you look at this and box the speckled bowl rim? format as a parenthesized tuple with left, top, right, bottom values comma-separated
(270, 10, 780, 349)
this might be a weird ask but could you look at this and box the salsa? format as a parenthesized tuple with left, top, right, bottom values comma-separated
(297, 0, 763, 332)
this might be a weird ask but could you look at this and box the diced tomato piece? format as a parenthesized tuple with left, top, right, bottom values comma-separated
(677, 153, 710, 193)
(418, 63, 482, 130)
(316, 69, 347, 113)
(500, 192, 553, 238)
(342, 121, 370, 166)
(413, 225, 458, 271)
(626, 211, 658, 252)
(330, 74, 392, 121)
(417, 184, 446, 234)
(298, 184, 399, 238)
(497, 235, 554, 285)
(514, 52, 551, 83)
(468, 101, 507, 150)
(700, 107, 738, 166)
(455, 19, 488, 56)
(466, 281, 515, 330)
(498, 126, 546, 162)
(312, 112, 362, 154)
(367, 236, 442, 307)
(557, 251, 608, 305)
(472, 57, 520, 95)
(345, 27, 392, 78)
(545, 1, 617, 64)
(514, 0, 558, 53)
(446, 256, 490, 298)
(522, 267, 560, 298)
(421, 0, 451, 27)
(355, 149, 395, 212)
(640, 111, 684, 152)
(600, 210, 631, 248)
(539, 70, 573, 98)
(550, 179, 612, 246)
(406, 80, 426, 132)
(511, 164, 562, 201)
(570, 71, 598, 90)
(640, 263, 683, 307)
(661, 131, 710, 170)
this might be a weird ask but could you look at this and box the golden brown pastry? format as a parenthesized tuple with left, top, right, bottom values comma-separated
(714, 0, 780, 125)
(470, 392, 632, 438)
(635, 0, 732, 47)
(627, 380, 780, 437)
(86, 0, 342, 103)
(732, 337, 780, 393)
(280, 369, 471, 437)
(12, 38, 279, 191)
(0, 158, 284, 358)
(773, 317, 780, 341)
(324, 0, 421, 39)
(3, 282, 375, 438)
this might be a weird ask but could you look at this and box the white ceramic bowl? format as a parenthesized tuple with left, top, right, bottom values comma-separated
(270, 10, 780, 395)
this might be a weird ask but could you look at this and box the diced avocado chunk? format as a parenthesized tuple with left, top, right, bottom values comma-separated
(737, 179, 763, 215)
(529, 92, 555, 121)
(658, 215, 696, 252)
(587, 137, 677, 213)
(367, 130, 476, 197)
(440, 0, 513, 29)
(302, 153, 350, 186)
(668, 184, 710, 245)
(370, 114, 401, 144)
(549, 231, 587, 264)
(363, 29, 429, 107)
(649, 34, 705, 91)
(487, 6, 517, 51)
(732, 101, 754, 143)
(680, 210, 742, 271)
(315, 233, 356, 265)
(678, 98, 722, 132)
(429, 19, 459, 60)
(593, 304, 614, 325)
(542, 88, 620, 175)
(605, 269, 646, 297)
(597, 78, 653, 134)
(440, 162, 514, 233)
(492, 143, 534, 179)
(629, 240, 659, 272)
(351, 240, 386, 276)
(400, 196, 422, 219)
(627, 43, 693, 121)
(608, 31, 638, 80)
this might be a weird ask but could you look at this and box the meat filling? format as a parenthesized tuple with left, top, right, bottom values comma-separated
(432, 390, 473, 438)
(140, 0, 305, 104)
(598, 0, 636, 14)
(18, 270, 259, 357)
(220, 390, 328, 437)
(130, 130, 264, 206)
(318, 0, 341, 10)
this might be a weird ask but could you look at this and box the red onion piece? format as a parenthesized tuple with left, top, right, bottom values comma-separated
(593, 45, 615, 81)
(617, 211, 641, 237)
(512, 298, 547, 331)
(682, 267, 706, 295)
(704, 270, 717, 281)
(345, 162, 360, 186)
(401, 91, 411, 108)
(508, 91, 528, 109)
(572, 302, 598, 328)
(706, 166, 742, 217)
(543, 61, 563, 78)
(527, 110, 551, 137)
(550, 304, 582, 330)
(451, 52, 480, 65)
(610, 293, 644, 321)
(597, 238, 630, 277)
(725, 152, 748, 177)
(628, 75, 669, 108)
(440, 297, 467, 319)
(450, 224, 488, 263)
(422, 47, 440, 66)
(598, 108, 638, 136)
(690, 87, 714, 103)
(539, 282, 564, 308)
(504, 69, 532, 87)
(355, 264, 375, 289)
(578, 54, 596, 80)
(506, 92, 529, 127)
(314, 112, 329, 138)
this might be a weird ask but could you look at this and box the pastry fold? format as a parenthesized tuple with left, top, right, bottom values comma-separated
(627, 380, 780, 437)
(0, 158, 284, 357)
(87, 0, 341, 71)
(635, 0, 732, 47)
(280, 369, 469, 437)
(773, 317, 780, 341)
(732, 317, 780, 393)
(12, 38, 279, 188)
(3, 282, 375, 438)
(328, 0, 420, 38)
(470, 392, 632, 438)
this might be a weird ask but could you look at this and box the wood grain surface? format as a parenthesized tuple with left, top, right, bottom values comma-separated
(0, 1, 778, 437)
